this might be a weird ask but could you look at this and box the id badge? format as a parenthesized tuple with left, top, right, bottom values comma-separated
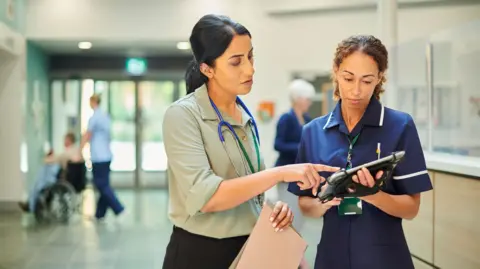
(338, 197, 362, 215)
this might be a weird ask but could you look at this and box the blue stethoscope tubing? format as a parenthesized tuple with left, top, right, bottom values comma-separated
(209, 97, 260, 145)
(209, 96, 264, 210)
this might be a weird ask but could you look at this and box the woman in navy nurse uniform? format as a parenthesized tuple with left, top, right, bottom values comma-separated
(288, 35, 433, 269)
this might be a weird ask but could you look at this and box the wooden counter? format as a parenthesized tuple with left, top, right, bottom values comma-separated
(404, 170, 480, 269)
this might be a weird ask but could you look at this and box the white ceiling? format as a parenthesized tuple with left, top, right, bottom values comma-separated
(31, 39, 192, 56)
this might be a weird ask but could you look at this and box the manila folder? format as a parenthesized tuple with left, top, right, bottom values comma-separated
(231, 203, 308, 269)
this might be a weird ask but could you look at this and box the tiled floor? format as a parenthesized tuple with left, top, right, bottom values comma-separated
(0, 187, 324, 269)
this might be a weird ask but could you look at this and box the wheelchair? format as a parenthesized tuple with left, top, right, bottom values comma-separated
(34, 161, 87, 224)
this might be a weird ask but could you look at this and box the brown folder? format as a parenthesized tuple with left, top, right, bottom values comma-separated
(230, 203, 308, 269)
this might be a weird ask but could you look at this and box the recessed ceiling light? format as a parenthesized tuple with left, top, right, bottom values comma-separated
(176, 41, 190, 50)
(78, 42, 92, 50)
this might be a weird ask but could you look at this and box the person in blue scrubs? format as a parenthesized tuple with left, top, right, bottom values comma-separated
(81, 94, 124, 220)
(288, 35, 433, 269)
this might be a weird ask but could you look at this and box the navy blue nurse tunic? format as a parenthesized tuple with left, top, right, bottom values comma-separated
(288, 97, 433, 269)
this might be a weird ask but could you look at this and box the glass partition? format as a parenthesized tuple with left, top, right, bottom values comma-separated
(430, 20, 480, 157)
(391, 37, 430, 150)
(391, 19, 480, 158)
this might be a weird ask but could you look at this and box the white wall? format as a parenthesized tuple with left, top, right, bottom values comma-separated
(0, 23, 26, 203)
(25, 0, 480, 166)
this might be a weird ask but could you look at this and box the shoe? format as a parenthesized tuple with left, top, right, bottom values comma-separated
(115, 209, 126, 223)
(18, 202, 29, 212)
(84, 215, 105, 223)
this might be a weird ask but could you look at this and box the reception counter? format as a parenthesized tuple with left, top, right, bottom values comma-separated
(404, 170, 480, 269)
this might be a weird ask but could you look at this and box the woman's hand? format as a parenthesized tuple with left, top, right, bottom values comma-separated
(318, 183, 342, 210)
(352, 167, 384, 188)
(269, 201, 293, 232)
(278, 163, 340, 195)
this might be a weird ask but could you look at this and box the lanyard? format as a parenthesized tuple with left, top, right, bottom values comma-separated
(346, 132, 361, 169)
(235, 127, 261, 174)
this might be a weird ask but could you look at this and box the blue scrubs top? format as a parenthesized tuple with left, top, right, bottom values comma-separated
(288, 98, 433, 269)
(274, 109, 311, 166)
(88, 108, 113, 163)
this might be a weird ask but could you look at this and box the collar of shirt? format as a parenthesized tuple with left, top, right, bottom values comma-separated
(323, 97, 385, 136)
(194, 84, 252, 128)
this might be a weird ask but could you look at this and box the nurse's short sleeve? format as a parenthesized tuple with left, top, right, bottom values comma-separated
(392, 115, 433, 195)
(87, 113, 97, 132)
(163, 104, 224, 216)
(287, 128, 316, 198)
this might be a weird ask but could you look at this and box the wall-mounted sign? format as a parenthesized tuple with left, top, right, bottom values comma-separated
(126, 57, 147, 76)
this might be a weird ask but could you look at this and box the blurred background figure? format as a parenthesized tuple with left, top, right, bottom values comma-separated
(81, 94, 124, 221)
(18, 132, 83, 213)
(274, 79, 315, 269)
(274, 79, 315, 168)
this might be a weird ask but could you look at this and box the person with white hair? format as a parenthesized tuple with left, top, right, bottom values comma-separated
(274, 78, 315, 269)
(274, 79, 315, 167)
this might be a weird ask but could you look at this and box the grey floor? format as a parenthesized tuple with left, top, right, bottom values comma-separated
(0, 187, 324, 269)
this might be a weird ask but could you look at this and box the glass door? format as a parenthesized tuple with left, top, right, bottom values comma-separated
(138, 81, 175, 186)
(108, 81, 137, 171)
(77, 78, 181, 188)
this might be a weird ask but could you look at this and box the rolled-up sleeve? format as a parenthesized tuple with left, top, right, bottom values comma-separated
(393, 115, 433, 195)
(163, 104, 224, 216)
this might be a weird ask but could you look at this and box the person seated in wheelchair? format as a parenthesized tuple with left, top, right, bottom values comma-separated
(18, 132, 83, 213)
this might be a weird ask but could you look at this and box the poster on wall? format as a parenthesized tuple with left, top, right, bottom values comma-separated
(257, 101, 275, 123)
(31, 81, 45, 142)
(6, 0, 15, 21)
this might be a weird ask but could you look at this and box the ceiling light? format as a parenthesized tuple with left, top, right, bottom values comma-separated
(78, 42, 92, 50)
(176, 41, 190, 50)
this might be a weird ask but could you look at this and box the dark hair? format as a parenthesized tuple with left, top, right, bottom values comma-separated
(332, 35, 388, 100)
(65, 132, 76, 143)
(185, 14, 251, 94)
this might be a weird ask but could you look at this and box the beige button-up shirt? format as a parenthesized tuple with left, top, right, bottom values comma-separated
(162, 84, 266, 239)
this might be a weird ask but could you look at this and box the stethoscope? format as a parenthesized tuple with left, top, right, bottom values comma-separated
(209, 97, 264, 209)
(209, 97, 260, 146)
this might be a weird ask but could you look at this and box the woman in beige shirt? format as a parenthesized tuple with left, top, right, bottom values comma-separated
(162, 14, 338, 269)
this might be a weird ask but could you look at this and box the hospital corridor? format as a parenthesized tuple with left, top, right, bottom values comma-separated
(1, 0, 480, 268)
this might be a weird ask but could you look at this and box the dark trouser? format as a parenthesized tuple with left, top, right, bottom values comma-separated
(92, 161, 124, 218)
(163, 226, 248, 269)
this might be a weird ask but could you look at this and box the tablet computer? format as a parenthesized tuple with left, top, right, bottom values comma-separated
(317, 151, 405, 203)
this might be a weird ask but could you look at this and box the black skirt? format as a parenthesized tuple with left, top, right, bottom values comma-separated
(162, 226, 248, 269)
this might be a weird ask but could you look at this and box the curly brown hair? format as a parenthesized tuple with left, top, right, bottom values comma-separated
(332, 35, 388, 101)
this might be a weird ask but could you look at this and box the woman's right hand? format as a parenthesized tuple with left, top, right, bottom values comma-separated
(277, 163, 340, 195)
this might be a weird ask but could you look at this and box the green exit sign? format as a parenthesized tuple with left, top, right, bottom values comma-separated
(126, 58, 147, 76)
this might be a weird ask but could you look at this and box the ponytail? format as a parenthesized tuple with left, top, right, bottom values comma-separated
(185, 59, 208, 94)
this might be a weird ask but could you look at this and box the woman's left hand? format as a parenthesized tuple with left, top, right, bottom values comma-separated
(352, 167, 384, 188)
(269, 201, 293, 232)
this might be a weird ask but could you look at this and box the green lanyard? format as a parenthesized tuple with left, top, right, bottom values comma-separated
(236, 127, 261, 174)
(346, 133, 361, 169)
